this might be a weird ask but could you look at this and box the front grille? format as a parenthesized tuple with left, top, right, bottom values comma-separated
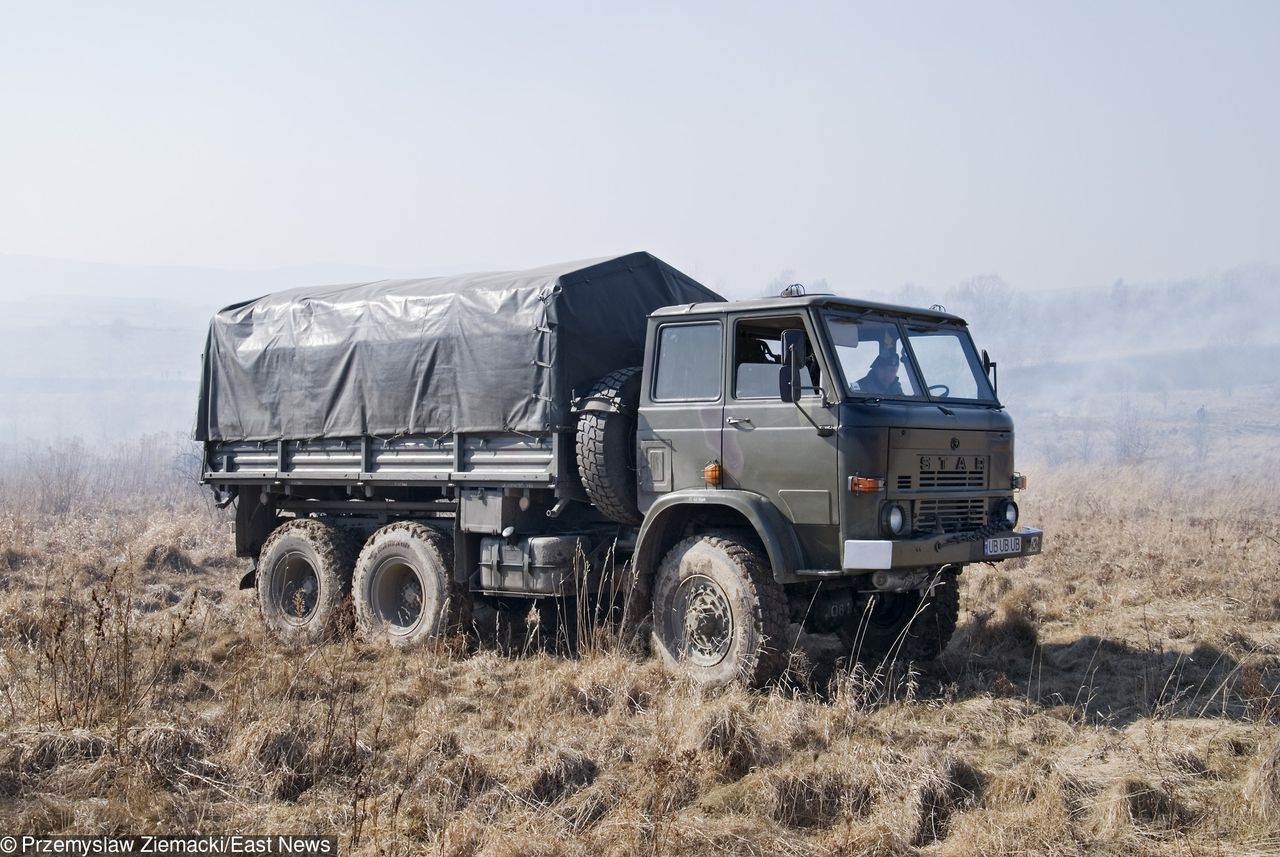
(917, 469, 986, 489)
(915, 498, 986, 533)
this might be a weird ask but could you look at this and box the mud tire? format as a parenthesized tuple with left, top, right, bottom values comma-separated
(256, 518, 355, 645)
(353, 521, 464, 648)
(575, 367, 643, 526)
(651, 535, 789, 687)
(845, 568, 960, 663)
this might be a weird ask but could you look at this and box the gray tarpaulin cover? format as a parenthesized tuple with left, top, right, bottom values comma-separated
(196, 252, 723, 442)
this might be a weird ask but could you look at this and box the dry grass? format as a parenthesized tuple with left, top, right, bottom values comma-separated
(1, 429, 1279, 855)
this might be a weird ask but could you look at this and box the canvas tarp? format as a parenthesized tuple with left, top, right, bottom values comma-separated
(196, 252, 723, 442)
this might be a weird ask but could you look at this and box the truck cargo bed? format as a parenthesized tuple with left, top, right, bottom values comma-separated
(204, 430, 566, 487)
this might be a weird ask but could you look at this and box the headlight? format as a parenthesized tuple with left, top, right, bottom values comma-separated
(997, 499, 1019, 528)
(880, 503, 909, 537)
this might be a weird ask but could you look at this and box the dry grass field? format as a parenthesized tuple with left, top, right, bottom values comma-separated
(1, 403, 1279, 856)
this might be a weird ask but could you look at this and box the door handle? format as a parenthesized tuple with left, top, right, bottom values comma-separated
(726, 416, 752, 426)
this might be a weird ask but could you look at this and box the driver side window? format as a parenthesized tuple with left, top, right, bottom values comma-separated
(733, 317, 818, 399)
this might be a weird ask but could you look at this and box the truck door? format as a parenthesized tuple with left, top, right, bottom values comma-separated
(723, 314, 840, 569)
(636, 318, 725, 511)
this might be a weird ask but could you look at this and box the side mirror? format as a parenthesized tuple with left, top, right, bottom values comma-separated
(779, 329, 807, 403)
(981, 349, 998, 397)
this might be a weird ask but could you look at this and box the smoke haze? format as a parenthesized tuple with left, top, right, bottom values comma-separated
(2, 252, 1275, 482)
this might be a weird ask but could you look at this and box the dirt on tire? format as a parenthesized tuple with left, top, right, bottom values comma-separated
(352, 521, 465, 648)
(651, 534, 789, 687)
(256, 518, 357, 645)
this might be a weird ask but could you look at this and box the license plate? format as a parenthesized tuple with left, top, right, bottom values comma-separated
(984, 536, 1022, 557)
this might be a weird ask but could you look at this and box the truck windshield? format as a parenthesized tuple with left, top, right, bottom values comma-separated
(822, 313, 921, 399)
(821, 311, 996, 403)
(903, 325, 996, 402)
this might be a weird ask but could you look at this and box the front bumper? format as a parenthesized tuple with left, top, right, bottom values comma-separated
(841, 527, 1043, 571)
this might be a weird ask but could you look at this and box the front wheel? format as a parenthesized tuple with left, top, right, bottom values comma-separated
(353, 522, 463, 648)
(651, 535, 789, 687)
(843, 568, 959, 663)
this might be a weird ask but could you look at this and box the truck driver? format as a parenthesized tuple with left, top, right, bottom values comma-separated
(853, 350, 904, 395)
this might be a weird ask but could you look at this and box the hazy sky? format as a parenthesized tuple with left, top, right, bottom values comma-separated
(2, 1, 1277, 299)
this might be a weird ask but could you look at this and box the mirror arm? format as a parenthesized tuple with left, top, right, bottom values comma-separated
(791, 401, 834, 437)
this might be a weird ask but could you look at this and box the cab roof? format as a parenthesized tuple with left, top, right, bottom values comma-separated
(649, 293, 966, 325)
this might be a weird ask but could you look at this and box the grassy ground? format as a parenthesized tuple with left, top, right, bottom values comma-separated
(1, 456, 1279, 855)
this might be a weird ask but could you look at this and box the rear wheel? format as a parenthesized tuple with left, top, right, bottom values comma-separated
(843, 569, 959, 663)
(353, 522, 463, 648)
(256, 519, 355, 644)
(651, 535, 789, 687)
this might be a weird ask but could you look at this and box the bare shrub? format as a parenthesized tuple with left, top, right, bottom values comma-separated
(30, 440, 91, 517)
(0, 433, 208, 519)
(1112, 396, 1154, 464)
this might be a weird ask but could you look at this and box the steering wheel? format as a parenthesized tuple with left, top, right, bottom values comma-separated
(928, 384, 950, 398)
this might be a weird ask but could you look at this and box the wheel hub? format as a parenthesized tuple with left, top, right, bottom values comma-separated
(372, 559, 426, 634)
(398, 578, 423, 625)
(277, 552, 320, 623)
(678, 575, 733, 666)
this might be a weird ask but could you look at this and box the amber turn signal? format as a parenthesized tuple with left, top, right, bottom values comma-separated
(703, 461, 722, 487)
(848, 475, 884, 493)
(1011, 472, 1028, 490)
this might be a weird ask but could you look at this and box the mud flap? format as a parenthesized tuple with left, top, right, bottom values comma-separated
(238, 559, 257, 590)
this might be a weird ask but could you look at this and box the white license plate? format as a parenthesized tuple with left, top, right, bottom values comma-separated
(984, 536, 1022, 557)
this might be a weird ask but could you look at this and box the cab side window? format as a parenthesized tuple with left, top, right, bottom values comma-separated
(653, 321, 722, 401)
(733, 317, 818, 399)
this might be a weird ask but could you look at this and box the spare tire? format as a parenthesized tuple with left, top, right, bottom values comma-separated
(575, 367, 643, 525)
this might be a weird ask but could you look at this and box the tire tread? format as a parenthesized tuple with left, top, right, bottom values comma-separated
(352, 520, 465, 645)
(850, 568, 960, 663)
(256, 517, 357, 644)
(654, 534, 789, 687)
(575, 367, 643, 526)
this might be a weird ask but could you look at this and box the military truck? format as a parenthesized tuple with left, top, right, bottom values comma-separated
(198, 251, 1042, 686)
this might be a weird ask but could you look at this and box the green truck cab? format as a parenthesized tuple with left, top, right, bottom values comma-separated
(628, 294, 1040, 684)
(200, 253, 1041, 686)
